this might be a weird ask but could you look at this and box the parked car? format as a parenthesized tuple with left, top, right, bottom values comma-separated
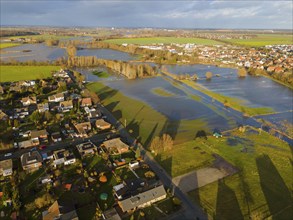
(4, 153, 12, 157)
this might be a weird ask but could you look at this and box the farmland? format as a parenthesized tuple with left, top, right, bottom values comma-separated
(187, 129, 292, 219)
(0, 65, 59, 82)
(224, 34, 293, 47)
(104, 37, 223, 45)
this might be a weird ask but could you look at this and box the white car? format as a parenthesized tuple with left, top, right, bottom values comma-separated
(4, 153, 12, 157)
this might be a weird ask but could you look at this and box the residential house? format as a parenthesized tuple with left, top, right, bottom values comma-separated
(0, 159, 13, 176)
(95, 119, 111, 130)
(0, 110, 8, 121)
(48, 93, 65, 102)
(76, 141, 97, 157)
(21, 151, 43, 172)
(102, 138, 129, 155)
(80, 98, 92, 107)
(42, 200, 79, 220)
(21, 96, 37, 106)
(59, 100, 73, 112)
(51, 132, 62, 142)
(9, 85, 21, 92)
(38, 103, 49, 113)
(41, 151, 54, 161)
(18, 140, 38, 149)
(53, 149, 76, 167)
(117, 185, 167, 213)
(84, 107, 101, 118)
(74, 122, 91, 138)
(31, 129, 48, 144)
(103, 208, 121, 220)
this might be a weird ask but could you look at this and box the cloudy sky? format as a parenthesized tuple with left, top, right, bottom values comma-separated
(1, 0, 292, 29)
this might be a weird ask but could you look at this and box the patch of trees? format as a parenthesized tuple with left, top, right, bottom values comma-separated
(248, 67, 293, 87)
(67, 56, 157, 79)
(206, 71, 213, 80)
(237, 68, 247, 78)
(45, 39, 59, 46)
(66, 45, 77, 57)
(0, 31, 39, 37)
(150, 134, 173, 155)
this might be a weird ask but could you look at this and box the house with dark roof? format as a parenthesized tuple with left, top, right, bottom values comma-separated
(76, 141, 97, 157)
(21, 151, 43, 172)
(42, 200, 79, 220)
(117, 185, 167, 213)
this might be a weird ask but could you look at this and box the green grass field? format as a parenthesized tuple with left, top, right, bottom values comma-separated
(187, 129, 292, 219)
(0, 42, 21, 49)
(156, 141, 214, 177)
(87, 82, 211, 146)
(104, 37, 223, 45)
(224, 34, 293, 47)
(0, 65, 59, 82)
(92, 70, 110, 78)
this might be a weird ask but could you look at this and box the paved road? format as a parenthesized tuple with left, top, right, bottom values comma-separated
(0, 131, 118, 161)
(98, 103, 208, 220)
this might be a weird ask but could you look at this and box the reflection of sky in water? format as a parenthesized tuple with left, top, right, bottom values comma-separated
(76, 48, 137, 61)
(0, 44, 66, 61)
(166, 64, 293, 112)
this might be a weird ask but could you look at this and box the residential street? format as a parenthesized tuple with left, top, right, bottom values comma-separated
(98, 103, 209, 220)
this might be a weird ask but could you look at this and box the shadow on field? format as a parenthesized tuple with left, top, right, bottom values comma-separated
(105, 101, 120, 112)
(159, 117, 180, 140)
(256, 154, 292, 219)
(99, 89, 118, 100)
(144, 123, 158, 149)
(155, 154, 173, 178)
(215, 180, 243, 220)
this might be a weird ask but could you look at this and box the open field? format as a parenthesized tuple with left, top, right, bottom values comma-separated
(0, 42, 21, 49)
(156, 141, 214, 177)
(224, 34, 293, 47)
(0, 65, 59, 82)
(87, 82, 210, 146)
(187, 129, 292, 219)
(104, 37, 223, 45)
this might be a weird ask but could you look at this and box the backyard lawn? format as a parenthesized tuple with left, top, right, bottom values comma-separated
(0, 65, 59, 82)
(187, 129, 292, 219)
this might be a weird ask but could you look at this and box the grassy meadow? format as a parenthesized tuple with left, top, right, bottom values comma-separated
(151, 87, 175, 97)
(225, 34, 293, 47)
(104, 37, 223, 45)
(186, 129, 292, 219)
(0, 42, 21, 49)
(0, 65, 59, 82)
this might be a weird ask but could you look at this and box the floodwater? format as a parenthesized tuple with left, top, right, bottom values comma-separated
(0, 44, 137, 62)
(0, 44, 66, 62)
(76, 48, 138, 61)
(165, 64, 293, 112)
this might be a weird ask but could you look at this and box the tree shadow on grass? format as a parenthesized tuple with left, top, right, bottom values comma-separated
(159, 118, 180, 141)
(215, 180, 243, 220)
(98, 89, 118, 101)
(256, 154, 292, 219)
(144, 123, 159, 149)
(105, 101, 120, 112)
